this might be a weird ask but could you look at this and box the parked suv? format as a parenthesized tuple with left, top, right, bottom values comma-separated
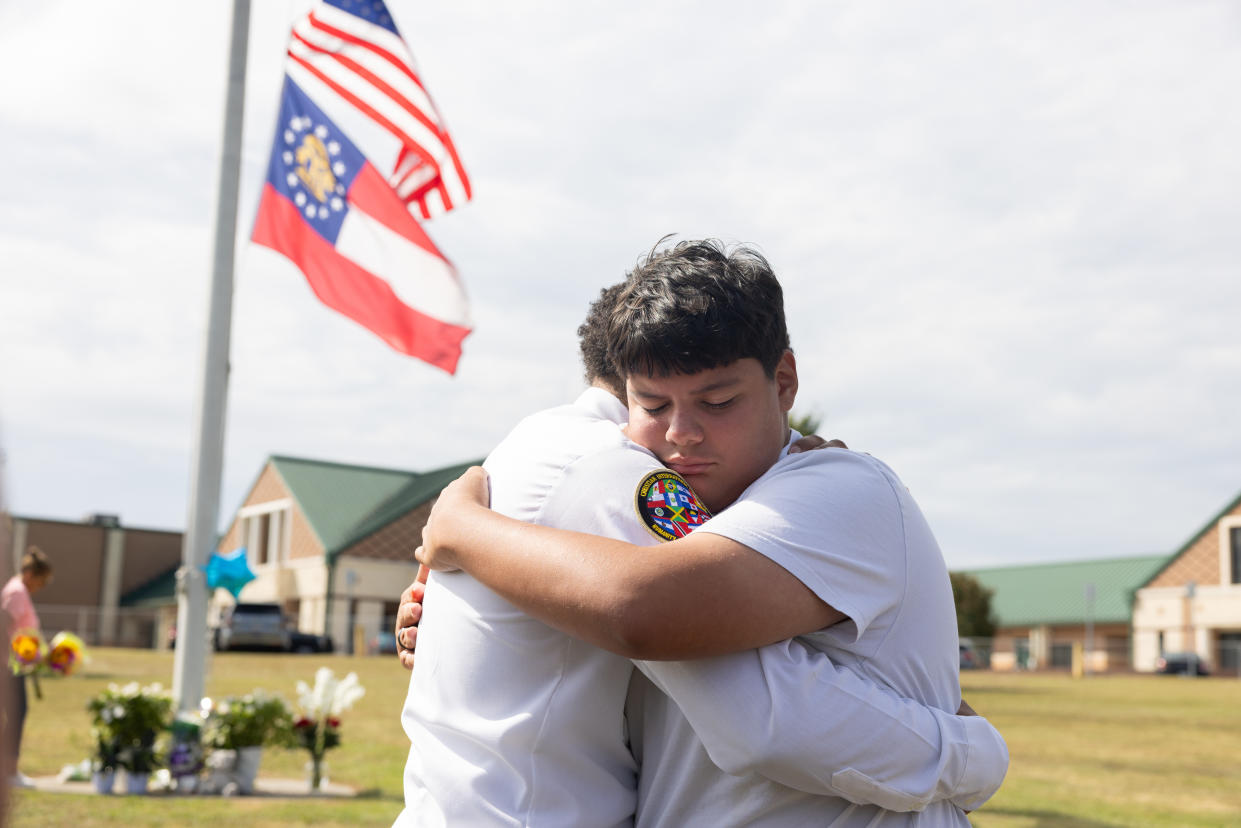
(214, 603, 291, 652)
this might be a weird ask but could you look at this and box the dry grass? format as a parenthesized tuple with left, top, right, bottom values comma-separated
(6, 650, 1240, 826)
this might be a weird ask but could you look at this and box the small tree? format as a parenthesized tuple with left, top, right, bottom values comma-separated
(950, 572, 997, 638)
(788, 411, 822, 436)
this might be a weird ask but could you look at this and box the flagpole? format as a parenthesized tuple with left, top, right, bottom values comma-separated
(173, 0, 251, 713)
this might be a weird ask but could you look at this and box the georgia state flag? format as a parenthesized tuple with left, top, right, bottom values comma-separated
(252, 77, 471, 373)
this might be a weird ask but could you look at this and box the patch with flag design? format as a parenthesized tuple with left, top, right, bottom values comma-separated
(635, 470, 711, 542)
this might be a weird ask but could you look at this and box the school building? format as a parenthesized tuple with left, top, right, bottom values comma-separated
(964, 486, 1241, 674)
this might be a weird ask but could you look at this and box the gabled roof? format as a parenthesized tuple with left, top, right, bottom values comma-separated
(340, 459, 481, 553)
(268, 455, 483, 562)
(1138, 488, 1241, 588)
(964, 554, 1170, 627)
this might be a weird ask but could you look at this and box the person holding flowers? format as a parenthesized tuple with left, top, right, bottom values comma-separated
(1, 546, 53, 789)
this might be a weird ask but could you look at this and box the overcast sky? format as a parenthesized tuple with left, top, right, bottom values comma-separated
(1, 0, 1238, 570)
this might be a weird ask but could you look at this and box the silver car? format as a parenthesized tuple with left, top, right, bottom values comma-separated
(214, 602, 291, 652)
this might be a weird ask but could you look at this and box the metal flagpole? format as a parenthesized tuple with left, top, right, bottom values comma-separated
(172, 0, 251, 713)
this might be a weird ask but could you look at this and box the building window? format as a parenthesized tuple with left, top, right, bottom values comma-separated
(240, 501, 292, 568)
(254, 513, 272, 565)
(1014, 638, 1030, 669)
(1050, 643, 1073, 668)
(1219, 632, 1241, 673)
(1231, 527, 1241, 585)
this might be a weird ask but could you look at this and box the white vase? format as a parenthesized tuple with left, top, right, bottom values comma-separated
(92, 769, 116, 794)
(124, 771, 148, 794)
(202, 748, 237, 795)
(234, 745, 263, 794)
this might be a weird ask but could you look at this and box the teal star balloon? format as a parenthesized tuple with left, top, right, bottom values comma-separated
(204, 548, 256, 599)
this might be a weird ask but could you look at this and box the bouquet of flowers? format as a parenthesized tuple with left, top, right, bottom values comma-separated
(46, 631, 87, 675)
(86, 682, 174, 775)
(9, 629, 86, 698)
(202, 691, 292, 750)
(9, 629, 46, 673)
(291, 667, 365, 789)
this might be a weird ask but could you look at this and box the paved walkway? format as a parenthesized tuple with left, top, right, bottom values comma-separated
(28, 774, 356, 798)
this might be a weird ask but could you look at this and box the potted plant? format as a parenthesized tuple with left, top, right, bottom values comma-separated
(86, 682, 173, 794)
(202, 691, 291, 794)
(290, 667, 365, 791)
(88, 731, 121, 794)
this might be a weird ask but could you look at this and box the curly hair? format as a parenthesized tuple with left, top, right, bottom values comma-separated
(577, 282, 626, 397)
(607, 238, 790, 379)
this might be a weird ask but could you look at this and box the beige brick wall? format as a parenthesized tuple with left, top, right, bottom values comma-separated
(287, 508, 322, 561)
(217, 463, 324, 561)
(342, 500, 433, 562)
(1148, 500, 1241, 589)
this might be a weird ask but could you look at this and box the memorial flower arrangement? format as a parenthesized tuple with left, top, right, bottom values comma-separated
(202, 691, 292, 750)
(291, 667, 365, 789)
(86, 682, 174, 775)
(9, 629, 86, 698)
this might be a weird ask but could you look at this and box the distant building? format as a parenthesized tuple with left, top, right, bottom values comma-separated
(214, 455, 480, 653)
(3, 512, 182, 648)
(1131, 490, 1241, 674)
(965, 555, 1167, 672)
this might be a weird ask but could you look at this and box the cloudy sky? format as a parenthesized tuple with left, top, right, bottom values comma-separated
(1, 0, 1238, 570)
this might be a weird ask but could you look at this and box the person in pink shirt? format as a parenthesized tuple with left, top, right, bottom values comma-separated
(1, 547, 53, 789)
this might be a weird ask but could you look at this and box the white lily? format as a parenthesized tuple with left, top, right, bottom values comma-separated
(294, 667, 365, 719)
(330, 672, 365, 715)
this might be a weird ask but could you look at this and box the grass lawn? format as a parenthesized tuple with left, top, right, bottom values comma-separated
(6, 650, 1240, 826)
(963, 671, 1241, 827)
(8, 648, 411, 826)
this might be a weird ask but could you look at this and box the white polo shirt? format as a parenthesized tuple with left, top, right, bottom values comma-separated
(630, 446, 992, 827)
(397, 392, 1006, 826)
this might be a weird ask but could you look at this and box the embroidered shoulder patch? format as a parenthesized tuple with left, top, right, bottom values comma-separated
(635, 469, 712, 542)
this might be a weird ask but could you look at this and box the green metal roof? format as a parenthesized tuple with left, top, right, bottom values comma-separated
(340, 459, 481, 551)
(963, 554, 1170, 627)
(268, 455, 482, 561)
(120, 567, 178, 608)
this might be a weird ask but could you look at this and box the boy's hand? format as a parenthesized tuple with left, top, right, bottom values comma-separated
(416, 466, 491, 572)
(395, 565, 429, 670)
(788, 436, 847, 454)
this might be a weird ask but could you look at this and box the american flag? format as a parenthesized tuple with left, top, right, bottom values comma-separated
(285, 0, 472, 221)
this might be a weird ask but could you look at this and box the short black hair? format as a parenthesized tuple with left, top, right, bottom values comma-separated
(577, 282, 626, 397)
(607, 238, 790, 379)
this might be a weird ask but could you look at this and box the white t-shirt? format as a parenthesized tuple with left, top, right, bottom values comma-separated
(397, 394, 1006, 826)
(631, 446, 980, 827)
(396, 388, 664, 828)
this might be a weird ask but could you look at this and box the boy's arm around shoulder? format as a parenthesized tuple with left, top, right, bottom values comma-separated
(636, 637, 1009, 812)
(418, 453, 846, 660)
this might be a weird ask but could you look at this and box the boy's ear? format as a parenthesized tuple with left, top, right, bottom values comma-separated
(776, 350, 798, 413)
